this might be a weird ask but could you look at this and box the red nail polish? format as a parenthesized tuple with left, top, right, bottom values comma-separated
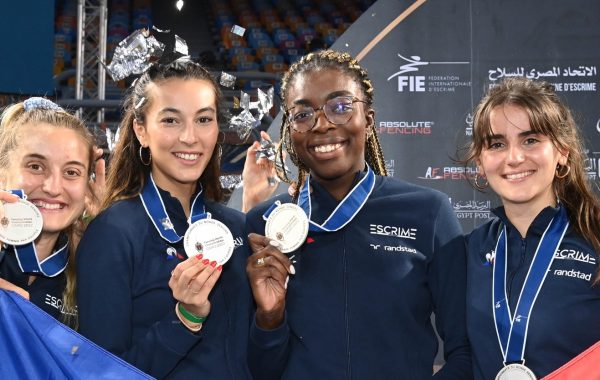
(210, 261, 217, 268)
(202, 259, 209, 265)
(195, 254, 203, 260)
(217, 265, 223, 271)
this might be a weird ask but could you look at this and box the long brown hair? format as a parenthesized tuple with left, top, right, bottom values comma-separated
(464, 77, 600, 283)
(0, 100, 95, 328)
(277, 50, 388, 201)
(102, 59, 224, 210)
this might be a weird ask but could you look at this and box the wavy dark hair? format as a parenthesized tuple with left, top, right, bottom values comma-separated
(463, 77, 600, 283)
(102, 59, 224, 210)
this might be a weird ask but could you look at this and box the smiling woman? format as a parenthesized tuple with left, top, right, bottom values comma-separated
(244, 50, 472, 379)
(463, 77, 600, 379)
(0, 98, 96, 328)
(75, 59, 252, 379)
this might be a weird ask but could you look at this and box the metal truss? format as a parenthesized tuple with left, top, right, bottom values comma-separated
(75, 0, 107, 124)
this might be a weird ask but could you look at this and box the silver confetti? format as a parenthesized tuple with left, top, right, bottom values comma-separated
(231, 25, 246, 37)
(106, 29, 165, 81)
(220, 72, 236, 88)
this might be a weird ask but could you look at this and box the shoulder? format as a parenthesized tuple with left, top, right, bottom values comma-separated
(246, 193, 292, 222)
(205, 201, 245, 232)
(371, 176, 450, 208)
(81, 197, 147, 243)
(466, 217, 502, 245)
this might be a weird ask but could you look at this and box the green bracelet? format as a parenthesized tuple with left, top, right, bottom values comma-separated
(178, 303, 207, 324)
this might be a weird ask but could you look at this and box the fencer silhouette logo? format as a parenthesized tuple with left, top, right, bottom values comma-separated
(387, 53, 470, 92)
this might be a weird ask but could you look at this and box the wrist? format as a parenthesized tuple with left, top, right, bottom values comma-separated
(256, 308, 285, 330)
(175, 302, 207, 332)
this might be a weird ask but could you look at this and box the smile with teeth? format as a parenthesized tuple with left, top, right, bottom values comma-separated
(504, 170, 534, 180)
(174, 152, 199, 161)
(313, 143, 343, 153)
(32, 201, 64, 210)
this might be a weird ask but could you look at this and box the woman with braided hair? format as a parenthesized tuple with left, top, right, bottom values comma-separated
(245, 50, 472, 379)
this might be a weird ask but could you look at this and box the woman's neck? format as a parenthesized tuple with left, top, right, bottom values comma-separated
(152, 174, 196, 218)
(34, 231, 60, 261)
(503, 200, 555, 238)
(313, 170, 358, 202)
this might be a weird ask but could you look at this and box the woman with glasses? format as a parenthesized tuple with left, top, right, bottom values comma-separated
(244, 50, 472, 379)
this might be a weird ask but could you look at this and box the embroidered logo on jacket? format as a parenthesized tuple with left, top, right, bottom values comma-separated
(554, 249, 597, 265)
(233, 236, 244, 248)
(369, 224, 417, 240)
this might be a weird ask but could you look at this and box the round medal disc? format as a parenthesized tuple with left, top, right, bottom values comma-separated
(495, 364, 537, 380)
(183, 219, 234, 266)
(0, 198, 43, 245)
(265, 203, 309, 254)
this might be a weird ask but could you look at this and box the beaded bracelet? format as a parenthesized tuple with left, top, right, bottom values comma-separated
(177, 302, 208, 324)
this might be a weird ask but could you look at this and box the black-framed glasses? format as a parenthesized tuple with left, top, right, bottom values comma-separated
(286, 96, 368, 133)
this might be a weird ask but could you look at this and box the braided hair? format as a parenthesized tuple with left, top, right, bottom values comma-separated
(277, 50, 387, 200)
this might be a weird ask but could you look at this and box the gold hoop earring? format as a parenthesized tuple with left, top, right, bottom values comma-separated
(217, 131, 226, 144)
(139, 146, 152, 166)
(556, 164, 570, 179)
(474, 173, 488, 190)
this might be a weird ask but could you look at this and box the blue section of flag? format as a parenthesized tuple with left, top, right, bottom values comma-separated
(0, 290, 154, 379)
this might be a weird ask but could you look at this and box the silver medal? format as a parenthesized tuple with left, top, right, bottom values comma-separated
(0, 198, 43, 245)
(183, 218, 234, 265)
(496, 363, 537, 380)
(265, 203, 309, 254)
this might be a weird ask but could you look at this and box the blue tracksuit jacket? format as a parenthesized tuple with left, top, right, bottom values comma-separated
(246, 173, 472, 379)
(466, 205, 600, 379)
(76, 187, 252, 379)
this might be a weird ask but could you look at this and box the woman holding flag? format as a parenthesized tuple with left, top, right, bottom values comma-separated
(0, 97, 102, 327)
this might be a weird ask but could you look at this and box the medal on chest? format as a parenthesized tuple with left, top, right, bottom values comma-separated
(495, 363, 537, 380)
(140, 174, 234, 265)
(492, 206, 569, 379)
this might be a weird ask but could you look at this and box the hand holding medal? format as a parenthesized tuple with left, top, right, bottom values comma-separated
(169, 254, 222, 320)
(246, 233, 296, 330)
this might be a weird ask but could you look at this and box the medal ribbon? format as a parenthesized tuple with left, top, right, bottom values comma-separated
(493, 205, 569, 364)
(139, 174, 207, 243)
(297, 165, 375, 232)
(8, 189, 69, 277)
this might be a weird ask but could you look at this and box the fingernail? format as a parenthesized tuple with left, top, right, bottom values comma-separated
(285, 276, 289, 289)
(289, 265, 296, 275)
(217, 265, 223, 271)
(210, 261, 217, 268)
(202, 259, 209, 265)
(269, 240, 281, 248)
(195, 254, 203, 260)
